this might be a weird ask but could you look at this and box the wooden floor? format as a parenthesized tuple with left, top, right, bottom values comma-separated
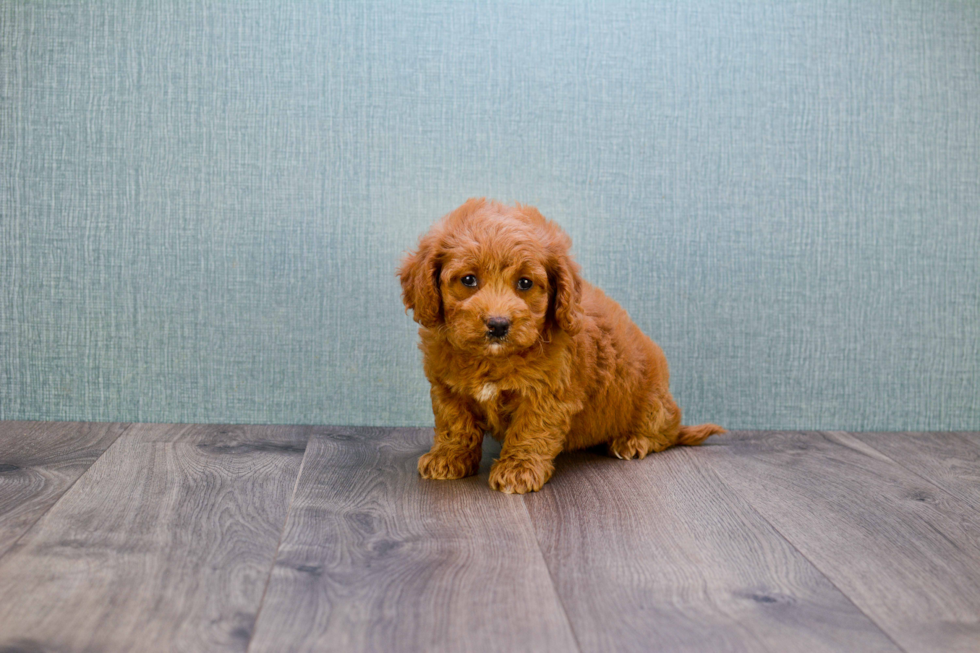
(0, 423, 978, 652)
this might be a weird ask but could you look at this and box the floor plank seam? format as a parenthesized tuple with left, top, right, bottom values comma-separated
(0, 422, 132, 563)
(519, 496, 585, 653)
(696, 449, 911, 653)
(245, 426, 314, 653)
(842, 432, 980, 517)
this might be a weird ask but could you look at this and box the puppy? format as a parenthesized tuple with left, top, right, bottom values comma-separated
(398, 198, 724, 494)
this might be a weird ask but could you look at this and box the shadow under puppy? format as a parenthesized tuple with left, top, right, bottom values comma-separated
(399, 198, 724, 494)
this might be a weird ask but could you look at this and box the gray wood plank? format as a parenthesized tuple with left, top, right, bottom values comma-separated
(0, 422, 309, 653)
(0, 420, 128, 558)
(960, 433, 980, 446)
(855, 432, 980, 512)
(523, 446, 901, 653)
(248, 427, 579, 653)
(700, 431, 980, 653)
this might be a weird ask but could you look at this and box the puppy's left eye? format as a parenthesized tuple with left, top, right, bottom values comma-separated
(517, 278, 533, 291)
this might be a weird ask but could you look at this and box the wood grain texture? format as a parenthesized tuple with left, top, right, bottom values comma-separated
(700, 431, 980, 652)
(855, 432, 980, 512)
(0, 423, 309, 653)
(0, 420, 128, 558)
(523, 446, 901, 653)
(2, 424, 979, 652)
(248, 427, 579, 653)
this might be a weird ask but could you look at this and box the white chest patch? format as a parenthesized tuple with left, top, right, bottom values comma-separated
(474, 383, 498, 403)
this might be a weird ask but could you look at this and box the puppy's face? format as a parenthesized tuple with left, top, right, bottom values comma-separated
(438, 237, 551, 355)
(399, 199, 583, 357)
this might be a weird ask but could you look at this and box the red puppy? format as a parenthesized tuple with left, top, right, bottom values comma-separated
(399, 199, 724, 493)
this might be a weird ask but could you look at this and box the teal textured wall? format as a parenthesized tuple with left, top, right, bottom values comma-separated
(2, 1, 978, 430)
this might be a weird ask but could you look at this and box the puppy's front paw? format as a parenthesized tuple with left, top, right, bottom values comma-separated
(418, 449, 479, 480)
(489, 458, 552, 494)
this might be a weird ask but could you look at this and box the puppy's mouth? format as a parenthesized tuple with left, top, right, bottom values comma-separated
(485, 342, 507, 356)
(484, 329, 513, 353)
(478, 332, 537, 357)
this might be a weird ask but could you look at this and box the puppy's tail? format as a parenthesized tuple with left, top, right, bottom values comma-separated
(676, 423, 726, 446)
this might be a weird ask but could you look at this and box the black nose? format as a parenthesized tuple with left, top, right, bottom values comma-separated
(486, 317, 510, 339)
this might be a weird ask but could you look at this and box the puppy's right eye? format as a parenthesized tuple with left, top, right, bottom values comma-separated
(460, 275, 478, 288)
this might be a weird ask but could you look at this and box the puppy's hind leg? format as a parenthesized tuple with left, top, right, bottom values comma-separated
(608, 393, 679, 460)
(608, 393, 722, 460)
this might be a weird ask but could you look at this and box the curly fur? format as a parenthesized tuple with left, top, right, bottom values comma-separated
(398, 198, 724, 494)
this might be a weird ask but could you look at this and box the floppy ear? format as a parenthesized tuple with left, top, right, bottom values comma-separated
(550, 248, 584, 335)
(518, 204, 584, 336)
(398, 230, 443, 329)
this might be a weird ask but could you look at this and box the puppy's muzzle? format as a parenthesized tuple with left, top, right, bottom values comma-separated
(485, 316, 511, 340)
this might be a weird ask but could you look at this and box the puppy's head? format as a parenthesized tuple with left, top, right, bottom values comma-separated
(398, 198, 583, 356)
